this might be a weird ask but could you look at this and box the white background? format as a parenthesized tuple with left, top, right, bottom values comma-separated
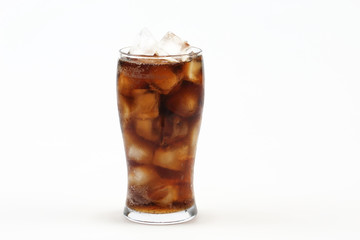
(1, 0, 360, 239)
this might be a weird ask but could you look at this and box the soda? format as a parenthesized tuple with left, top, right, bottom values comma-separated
(117, 52, 204, 215)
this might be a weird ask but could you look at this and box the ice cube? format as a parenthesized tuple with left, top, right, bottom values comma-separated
(159, 32, 190, 55)
(118, 89, 160, 120)
(188, 119, 201, 155)
(146, 65, 181, 94)
(132, 89, 159, 119)
(127, 29, 193, 58)
(165, 82, 202, 117)
(127, 166, 161, 206)
(128, 166, 159, 186)
(127, 185, 151, 206)
(117, 95, 132, 119)
(162, 115, 188, 145)
(123, 132, 154, 164)
(135, 118, 161, 143)
(177, 183, 193, 203)
(153, 144, 189, 171)
(148, 184, 179, 206)
(118, 70, 148, 97)
(183, 58, 203, 85)
(129, 28, 159, 55)
(117, 95, 133, 129)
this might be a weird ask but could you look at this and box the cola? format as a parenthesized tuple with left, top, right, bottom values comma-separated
(117, 50, 203, 218)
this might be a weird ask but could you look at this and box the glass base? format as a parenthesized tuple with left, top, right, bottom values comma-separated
(123, 205, 197, 225)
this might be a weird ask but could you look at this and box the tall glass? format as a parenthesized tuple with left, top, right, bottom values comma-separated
(117, 47, 204, 224)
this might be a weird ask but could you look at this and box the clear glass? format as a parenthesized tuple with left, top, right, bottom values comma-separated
(117, 47, 204, 224)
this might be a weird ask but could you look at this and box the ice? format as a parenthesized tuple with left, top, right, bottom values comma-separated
(117, 95, 132, 119)
(135, 118, 161, 142)
(132, 89, 159, 119)
(177, 183, 193, 203)
(127, 166, 161, 206)
(148, 184, 179, 206)
(188, 119, 201, 155)
(128, 166, 159, 186)
(153, 144, 189, 171)
(146, 65, 180, 94)
(183, 58, 203, 85)
(159, 32, 190, 55)
(128, 29, 190, 56)
(118, 70, 148, 97)
(118, 89, 160, 120)
(127, 141, 154, 164)
(123, 132, 154, 164)
(117, 95, 132, 129)
(129, 28, 163, 55)
(127, 186, 151, 205)
(162, 115, 188, 145)
(166, 83, 201, 117)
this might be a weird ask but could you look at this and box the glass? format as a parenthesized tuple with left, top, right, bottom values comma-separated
(117, 47, 204, 224)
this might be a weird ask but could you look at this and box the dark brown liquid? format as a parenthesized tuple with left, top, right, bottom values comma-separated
(117, 55, 203, 213)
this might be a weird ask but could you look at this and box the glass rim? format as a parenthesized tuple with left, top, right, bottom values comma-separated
(119, 46, 202, 59)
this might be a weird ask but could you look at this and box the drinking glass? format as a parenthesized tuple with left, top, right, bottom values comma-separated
(117, 47, 204, 224)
